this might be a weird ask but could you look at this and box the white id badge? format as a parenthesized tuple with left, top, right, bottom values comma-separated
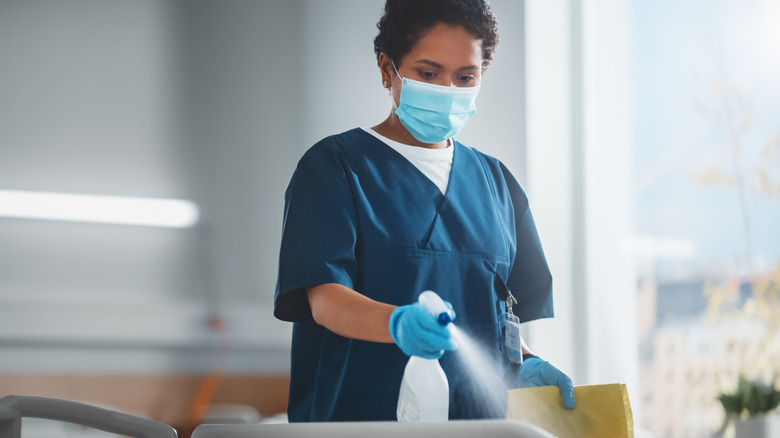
(504, 290, 524, 364)
(505, 313, 524, 364)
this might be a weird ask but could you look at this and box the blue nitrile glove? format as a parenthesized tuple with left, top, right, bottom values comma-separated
(517, 356, 576, 410)
(389, 302, 456, 359)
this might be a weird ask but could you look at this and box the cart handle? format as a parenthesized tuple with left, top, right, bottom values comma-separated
(0, 395, 177, 438)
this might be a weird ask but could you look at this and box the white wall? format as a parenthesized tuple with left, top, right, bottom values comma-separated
(298, 0, 389, 147)
(524, 0, 639, 416)
(581, 0, 639, 408)
(0, 0, 222, 371)
(0, 0, 530, 375)
(0, 0, 299, 373)
(0, 0, 193, 303)
(524, 0, 578, 382)
(459, 0, 527, 179)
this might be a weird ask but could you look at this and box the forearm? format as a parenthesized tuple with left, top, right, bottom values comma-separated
(521, 336, 535, 356)
(307, 283, 396, 343)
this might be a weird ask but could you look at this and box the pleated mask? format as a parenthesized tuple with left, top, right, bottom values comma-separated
(393, 66, 480, 144)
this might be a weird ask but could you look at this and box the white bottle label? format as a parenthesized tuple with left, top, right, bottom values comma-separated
(396, 376, 421, 422)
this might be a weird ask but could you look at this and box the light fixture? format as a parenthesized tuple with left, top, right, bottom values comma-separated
(0, 189, 199, 228)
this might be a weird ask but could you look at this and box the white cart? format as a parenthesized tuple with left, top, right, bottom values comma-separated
(1, 395, 555, 438)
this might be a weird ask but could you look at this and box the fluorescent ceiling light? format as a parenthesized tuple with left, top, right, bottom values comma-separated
(0, 190, 199, 228)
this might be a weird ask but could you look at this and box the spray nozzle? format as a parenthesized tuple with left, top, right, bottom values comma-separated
(436, 312, 453, 325)
(418, 291, 454, 326)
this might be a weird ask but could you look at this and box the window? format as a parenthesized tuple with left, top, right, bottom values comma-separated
(632, 1, 780, 436)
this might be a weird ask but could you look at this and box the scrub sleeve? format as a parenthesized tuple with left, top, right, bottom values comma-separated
(274, 139, 359, 322)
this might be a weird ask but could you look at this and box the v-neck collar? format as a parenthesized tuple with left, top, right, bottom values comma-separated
(358, 128, 460, 198)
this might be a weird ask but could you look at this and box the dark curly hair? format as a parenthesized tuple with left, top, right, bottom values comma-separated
(373, 0, 500, 69)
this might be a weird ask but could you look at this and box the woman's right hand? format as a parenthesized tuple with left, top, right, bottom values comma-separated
(389, 302, 457, 358)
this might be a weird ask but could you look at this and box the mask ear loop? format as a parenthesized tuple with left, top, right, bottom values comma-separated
(391, 59, 401, 79)
(389, 59, 402, 104)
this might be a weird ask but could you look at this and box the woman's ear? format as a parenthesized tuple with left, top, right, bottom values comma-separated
(377, 52, 394, 89)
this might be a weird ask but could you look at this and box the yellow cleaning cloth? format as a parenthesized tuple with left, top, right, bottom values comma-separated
(507, 383, 634, 438)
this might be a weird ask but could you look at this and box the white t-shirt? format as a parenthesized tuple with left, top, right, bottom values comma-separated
(362, 127, 453, 195)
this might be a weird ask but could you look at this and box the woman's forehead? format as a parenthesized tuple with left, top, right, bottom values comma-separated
(403, 23, 483, 68)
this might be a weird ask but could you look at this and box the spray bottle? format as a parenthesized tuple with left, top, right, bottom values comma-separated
(396, 291, 453, 422)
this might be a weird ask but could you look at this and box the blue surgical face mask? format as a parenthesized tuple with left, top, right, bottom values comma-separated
(392, 62, 480, 144)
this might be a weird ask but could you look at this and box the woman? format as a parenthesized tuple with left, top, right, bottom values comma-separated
(275, 0, 575, 422)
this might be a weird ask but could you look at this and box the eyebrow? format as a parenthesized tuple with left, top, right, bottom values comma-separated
(413, 59, 481, 71)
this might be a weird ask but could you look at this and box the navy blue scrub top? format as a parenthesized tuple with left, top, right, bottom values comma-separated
(275, 128, 553, 422)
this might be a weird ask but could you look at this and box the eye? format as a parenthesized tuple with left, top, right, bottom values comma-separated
(418, 70, 437, 81)
(457, 75, 477, 85)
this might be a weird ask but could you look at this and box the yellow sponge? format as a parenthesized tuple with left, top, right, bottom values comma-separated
(507, 383, 634, 438)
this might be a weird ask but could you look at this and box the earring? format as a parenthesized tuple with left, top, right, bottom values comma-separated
(383, 80, 389, 88)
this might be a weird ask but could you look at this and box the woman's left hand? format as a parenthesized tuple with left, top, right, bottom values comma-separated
(517, 357, 576, 410)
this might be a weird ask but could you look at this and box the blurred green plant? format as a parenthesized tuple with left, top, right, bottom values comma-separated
(719, 375, 780, 420)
